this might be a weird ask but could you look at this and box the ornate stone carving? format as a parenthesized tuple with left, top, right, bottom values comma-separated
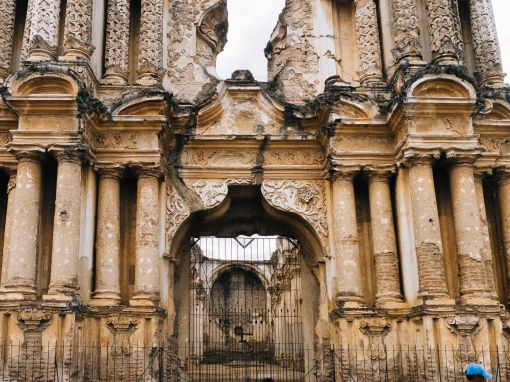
(0, 0, 16, 79)
(107, 316, 139, 333)
(181, 150, 258, 167)
(196, 3, 228, 68)
(189, 179, 252, 209)
(359, 319, 391, 360)
(354, 0, 385, 86)
(103, 0, 130, 84)
(166, 182, 191, 254)
(391, 0, 422, 62)
(469, 0, 505, 87)
(18, 310, 52, 332)
(93, 133, 139, 150)
(447, 316, 481, 362)
(137, 0, 164, 85)
(425, 0, 464, 64)
(22, 0, 61, 60)
(63, 0, 95, 59)
(265, 150, 326, 166)
(261, 180, 328, 239)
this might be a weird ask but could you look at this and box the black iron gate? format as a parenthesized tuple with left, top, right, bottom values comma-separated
(184, 235, 311, 381)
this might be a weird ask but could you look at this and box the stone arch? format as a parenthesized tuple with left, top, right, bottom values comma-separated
(10, 72, 79, 97)
(111, 94, 168, 116)
(407, 74, 476, 99)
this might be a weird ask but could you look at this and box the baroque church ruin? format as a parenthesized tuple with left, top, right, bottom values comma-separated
(0, 0, 509, 380)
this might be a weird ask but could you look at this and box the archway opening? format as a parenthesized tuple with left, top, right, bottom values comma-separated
(173, 186, 322, 381)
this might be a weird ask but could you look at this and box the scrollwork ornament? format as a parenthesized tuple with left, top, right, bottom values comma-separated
(0, 0, 16, 78)
(137, 0, 164, 85)
(391, 0, 422, 62)
(261, 180, 328, 239)
(103, 0, 130, 84)
(166, 182, 191, 254)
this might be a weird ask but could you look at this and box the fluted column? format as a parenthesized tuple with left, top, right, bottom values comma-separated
(0, 0, 17, 81)
(0, 172, 17, 285)
(0, 151, 43, 300)
(367, 169, 403, 306)
(91, 167, 123, 305)
(331, 169, 364, 306)
(474, 171, 498, 300)
(102, 0, 130, 85)
(354, 0, 385, 86)
(137, 0, 164, 85)
(425, 0, 464, 64)
(405, 156, 449, 300)
(449, 157, 489, 303)
(44, 151, 84, 302)
(391, 0, 423, 63)
(21, 0, 62, 61)
(63, 0, 95, 60)
(469, 0, 505, 88)
(130, 167, 161, 306)
(496, 169, 510, 305)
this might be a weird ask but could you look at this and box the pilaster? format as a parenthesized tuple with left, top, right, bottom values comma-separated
(136, 0, 164, 85)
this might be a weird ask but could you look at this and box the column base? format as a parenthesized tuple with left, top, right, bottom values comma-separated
(422, 296, 456, 306)
(459, 295, 501, 307)
(0, 285, 37, 301)
(130, 292, 159, 307)
(336, 294, 365, 309)
(376, 299, 408, 310)
(90, 291, 121, 306)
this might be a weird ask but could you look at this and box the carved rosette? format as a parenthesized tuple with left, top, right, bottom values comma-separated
(63, 0, 95, 59)
(447, 316, 481, 363)
(354, 0, 385, 86)
(0, 0, 16, 80)
(391, 0, 422, 62)
(425, 0, 464, 64)
(469, 0, 505, 88)
(137, 0, 164, 85)
(359, 319, 391, 360)
(261, 180, 329, 241)
(102, 0, 130, 84)
(22, 0, 61, 60)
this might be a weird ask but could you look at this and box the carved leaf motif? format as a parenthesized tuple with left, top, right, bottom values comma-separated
(391, 0, 422, 61)
(138, 0, 164, 73)
(93, 133, 138, 150)
(63, 0, 94, 55)
(359, 319, 391, 360)
(261, 180, 328, 239)
(166, 182, 191, 253)
(104, 0, 130, 73)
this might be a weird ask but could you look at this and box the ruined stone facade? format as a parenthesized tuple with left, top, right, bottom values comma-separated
(0, 0, 509, 380)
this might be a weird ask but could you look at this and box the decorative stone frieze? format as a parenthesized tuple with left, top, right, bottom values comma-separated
(354, 0, 385, 86)
(137, 0, 164, 85)
(425, 0, 464, 64)
(447, 315, 481, 363)
(63, 0, 95, 60)
(18, 309, 52, 332)
(102, 0, 130, 84)
(469, 0, 505, 88)
(0, 172, 16, 286)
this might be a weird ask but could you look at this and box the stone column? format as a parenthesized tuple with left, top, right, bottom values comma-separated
(331, 169, 364, 306)
(0, 0, 17, 81)
(448, 157, 488, 303)
(0, 151, 43, 300)
(21, 0, 62, 61)
(391, 0, 423, 63)
(137, 0, 164, 85)
(91, 167, 123, 305)
(405, 155, 449, 300)
(63, 0, 95, 60)
(473, 171, 498, 300)
(354, 0, 385, 86)
(130, 167, 160, 306)
(497, 169, 510, 305)
(0, 172, 17, 285)
(425, 0, 464, 64)
(469, 0, 505, 88)
(102, 0, 130, 85)
(367, 169, 403, 306)
(44, 151, 84, 302)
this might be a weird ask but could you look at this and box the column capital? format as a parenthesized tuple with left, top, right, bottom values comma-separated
(96, 165, 125, 180)
(400, 153, 438, 168)
(329, 166, 360, 182)
(53, 148, 88, 165)
(496, 167, 510, 185)
(447, 152, 480, 168)
(131, 164, 163, 179)
(365, 166, 395, 183)
(11, 149, 45, 164)
(473, 168, 492, 183)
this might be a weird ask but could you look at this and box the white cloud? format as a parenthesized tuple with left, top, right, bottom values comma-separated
(217, 0, 510, 83)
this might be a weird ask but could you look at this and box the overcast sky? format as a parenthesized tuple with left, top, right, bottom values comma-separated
(217, 0, 510, 83)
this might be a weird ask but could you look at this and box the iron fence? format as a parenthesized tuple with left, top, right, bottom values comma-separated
(0, 343, 509, 381)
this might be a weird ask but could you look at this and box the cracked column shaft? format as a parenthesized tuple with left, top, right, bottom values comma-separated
(331, 170, 364, 306)
(449, 158, 488, 303)
(130, 167, 160, 306)
(0, 172, 17, 286)
(406, 155, 449, 299)
(496, 170, 510, 305)
(45, 150, 84, 301)
(91, 167, 123, 305)
(367, 170, 403, 305)
(0, 151, 43, 300)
